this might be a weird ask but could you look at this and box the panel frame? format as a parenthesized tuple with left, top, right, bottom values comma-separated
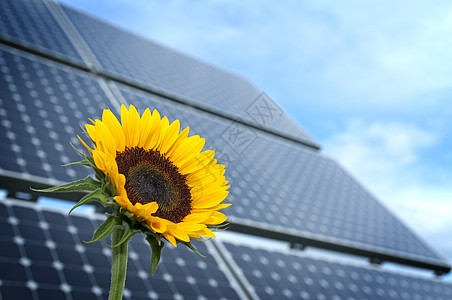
(228, 220, 451, 276)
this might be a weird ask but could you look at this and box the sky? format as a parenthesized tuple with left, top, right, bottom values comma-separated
(58, 0, 452, 269)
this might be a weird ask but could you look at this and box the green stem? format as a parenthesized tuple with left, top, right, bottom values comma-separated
(109, 227, 129, 300)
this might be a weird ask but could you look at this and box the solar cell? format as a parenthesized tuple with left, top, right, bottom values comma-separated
(0, 45, 113, 183)
(218, 241, 452, 300)
(0, 0, 84, 64)
(114, 84, 447, 267)
(60, 4, 317, 147)
(0, 199, 246, 300)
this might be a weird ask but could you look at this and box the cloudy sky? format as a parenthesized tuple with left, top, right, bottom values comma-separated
(59, 0, 452, 268)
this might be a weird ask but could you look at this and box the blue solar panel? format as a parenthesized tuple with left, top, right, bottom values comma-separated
(0, 0, 84, 64)
(60, 4, 317, 147)
(0, 199, 245, 299)
(115, 84, 447, 265)
(0, 45, 112, 182)
(219, 241, 452, 300)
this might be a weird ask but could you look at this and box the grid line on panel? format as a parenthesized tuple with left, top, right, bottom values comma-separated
(44, 0, 99, 70)
(0, 0, 85, 65)
(212, 240, 259, 300)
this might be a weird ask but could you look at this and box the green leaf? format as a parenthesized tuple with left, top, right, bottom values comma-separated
(32, 176, 101, 193)
(146, 235, 164, 276)
(182, 241, 206, 258)
(68, 189, 106, 215)
(110, 221, 139, 248)
(85, 214, 121, 244)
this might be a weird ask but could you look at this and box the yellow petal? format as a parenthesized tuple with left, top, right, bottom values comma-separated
(138, 108, 152, 148)
(120, 104, 130, 146)
(171, 135, 205, 167)
(169, 229, 190, 242)
(198, 227, 216, 238)
(77, 135, 93, 152)
(177, 222, 206, 231)
(127, 104, 141, 147)
(146, 201, 159, 214)
(165, 126, 189, 159)
(142, 110, 162, 150)
(182, 212, 213, 223)
(92, 150, 107, 172)
(193, 190, 229, 209)
(163, 233, 177, 247)
(179, 150, 215, 175)
(85, 123, 95, 139)
(102, 109, 125, 151)
(150, 219, 167, 233)
(205, 212, 227, 225)
(158, 119, 180, 154)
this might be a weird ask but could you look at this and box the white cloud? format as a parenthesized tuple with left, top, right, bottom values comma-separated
(324, 119, 436, 174)
(323, 119, 452, 259)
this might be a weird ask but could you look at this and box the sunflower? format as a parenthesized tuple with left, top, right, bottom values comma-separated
(78, 104, 230, 247)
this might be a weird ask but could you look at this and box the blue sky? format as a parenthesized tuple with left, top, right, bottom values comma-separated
(59, 0, 452, 268)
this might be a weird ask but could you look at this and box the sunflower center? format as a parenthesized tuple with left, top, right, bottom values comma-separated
(116, 147, 192, 223)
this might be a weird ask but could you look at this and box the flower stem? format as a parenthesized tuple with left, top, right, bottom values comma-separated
(109, 227, 128, 300)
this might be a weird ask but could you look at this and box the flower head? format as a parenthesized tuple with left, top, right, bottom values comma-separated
(79, 104, 230, 247)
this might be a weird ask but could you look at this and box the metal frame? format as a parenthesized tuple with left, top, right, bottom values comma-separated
(229, 222, 451, 275)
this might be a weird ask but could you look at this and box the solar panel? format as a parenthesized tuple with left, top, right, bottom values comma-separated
(217, 241, 452, 300)
(0, 45, 113, 183)
(59, 4, 318, 148)
(0, 199, 245, 300)
(113, 84, 448, 268)
(0, 0, 84, 65)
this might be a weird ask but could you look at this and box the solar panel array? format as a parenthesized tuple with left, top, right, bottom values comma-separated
(0, 0, 451, 298)
(60, 4, 317, 147)
(0, 199, 244, 300)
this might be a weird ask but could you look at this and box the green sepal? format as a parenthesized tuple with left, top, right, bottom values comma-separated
(207, 222, 229, 231)
(69, 142, 100, 173)
(146, 235, 164, 276)
(32, 176, 101, 193)
(63, 160, 91, 167)
(85, 214, 122, 244)
(68, 189, 106, 215)
(110, 221, 139, 248)
(182, 241, 206, 258)
(102, 180, 116, 198)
